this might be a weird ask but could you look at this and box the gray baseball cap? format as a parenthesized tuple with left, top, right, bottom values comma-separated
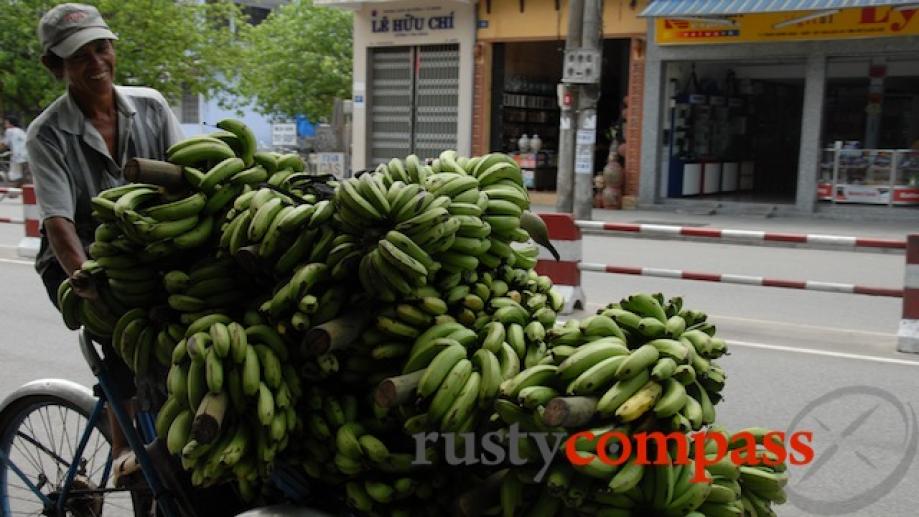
(38, 3, 118, 59)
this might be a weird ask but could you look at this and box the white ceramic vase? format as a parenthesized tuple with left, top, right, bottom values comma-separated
(517, 134, 530, 153)
(529, 134, 542, 153)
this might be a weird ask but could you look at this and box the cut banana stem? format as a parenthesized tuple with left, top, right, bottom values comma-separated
(542, 396, 599, 428)
(123, 158, 184, 190)
(303, 310, 374, 355)
(374, 369, 426, 409)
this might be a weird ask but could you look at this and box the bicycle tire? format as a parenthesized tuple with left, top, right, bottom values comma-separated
(0, 393, 146, 517)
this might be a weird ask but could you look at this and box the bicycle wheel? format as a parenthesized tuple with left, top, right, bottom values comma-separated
(0, 394, 141, 516)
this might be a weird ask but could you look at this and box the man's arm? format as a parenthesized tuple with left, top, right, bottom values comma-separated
(44, 217, 86, 276)
(45, 216, 97, 298)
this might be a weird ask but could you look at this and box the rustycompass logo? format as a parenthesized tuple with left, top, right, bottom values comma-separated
(784, 386, 917, 514)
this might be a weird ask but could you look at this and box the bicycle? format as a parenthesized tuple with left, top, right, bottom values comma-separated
(0, 329, 330, 517)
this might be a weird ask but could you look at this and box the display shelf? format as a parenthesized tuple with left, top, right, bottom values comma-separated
(818, 147, 919, 206)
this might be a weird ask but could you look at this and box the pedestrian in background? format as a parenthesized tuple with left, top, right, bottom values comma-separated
(2, 116, 30, 193)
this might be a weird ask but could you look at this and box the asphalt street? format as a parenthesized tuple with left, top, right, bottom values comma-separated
(0, 195, 916, 516)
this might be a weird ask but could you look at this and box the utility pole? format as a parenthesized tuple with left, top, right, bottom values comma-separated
(555, 0, 583, 213)
(573, 0, 603, 221)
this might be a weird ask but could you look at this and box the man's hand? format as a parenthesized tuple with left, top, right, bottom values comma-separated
(69, 268, 98, 300)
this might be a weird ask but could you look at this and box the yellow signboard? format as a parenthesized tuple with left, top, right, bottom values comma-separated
(655, 6, 919, 45)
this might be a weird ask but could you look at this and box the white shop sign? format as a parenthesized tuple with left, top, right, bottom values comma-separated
(309, 153, 346, 178)
(271, 123, 297, 148)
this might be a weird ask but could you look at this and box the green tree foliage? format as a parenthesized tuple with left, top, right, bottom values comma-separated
(0, 0, 245, 120)
(237, 0, 352, 121)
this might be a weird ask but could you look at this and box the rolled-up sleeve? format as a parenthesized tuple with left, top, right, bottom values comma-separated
(27, 134, 75, 223)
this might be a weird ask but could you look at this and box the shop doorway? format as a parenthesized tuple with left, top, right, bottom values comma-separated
(489, 39, 631, 191)
(662, 60, 805, 204)
(367, 44, 460, 166)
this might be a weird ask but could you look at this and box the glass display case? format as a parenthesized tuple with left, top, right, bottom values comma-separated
(817, 145, 919, 205)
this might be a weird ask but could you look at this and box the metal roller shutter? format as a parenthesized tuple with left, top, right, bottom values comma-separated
(369, 46, 414, 167)
(368, 44, 460, 166)
(413, 44, 460, 161)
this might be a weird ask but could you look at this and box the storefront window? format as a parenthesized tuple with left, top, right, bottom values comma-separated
(819, 57, 919, 206)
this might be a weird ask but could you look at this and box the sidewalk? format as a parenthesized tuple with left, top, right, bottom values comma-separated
(530, 198, 918, 240)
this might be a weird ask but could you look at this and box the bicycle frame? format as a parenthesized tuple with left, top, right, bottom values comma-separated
(78, 330, 181, 517)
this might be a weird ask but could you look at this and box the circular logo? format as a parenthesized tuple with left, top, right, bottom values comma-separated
(785, 385, 917, 514)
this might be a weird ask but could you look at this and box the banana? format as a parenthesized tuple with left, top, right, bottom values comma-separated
(166, 135, 227, 157)
(186, 358, 208, 418)
(566, 355, 628, 395)
(479, 321, 506, 354)
(558, 339, 630, 381)
(614, 380, 663, 422)
(257, 382, 275, 426)
(204, 347, 224, 393)
(252, 344, 281, 390)
(359, 173, 390, 215)
(229, 165, 268, 186)
(440, 371, 481, 431)
(113, 187, 159, 219)
(517, 386, 558, 409)
(216, 118, 256, 166)
(654, 378, 688, 418)
(166, 409, 193, 455)
(199, 157, 245, 194)
(609, 455, 646, 493)
(497, 342, 521, 380)
(417, 343, 467, 399)
(499, 364, 558, 399)
(338, 178, 382, 221)
(142, 192, 207, 221)
(427, 358, 473, 425)
(242, 345, 261, 396)
(174, 215, 214, 249)
(505, 323, 526, 360)
(651, 357, 679, 381)
(623, 293, 668, 323)
(248, 197, 285, 241)
(246, 324, 288, 361)
(597, 369, 651, 417)
(169, 140, 236, 167)
(616, 344, 661, 380)
(470, 348, 501, 408)
(378, 239, 428, 278)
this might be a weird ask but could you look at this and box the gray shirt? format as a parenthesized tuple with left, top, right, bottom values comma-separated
(26, 85, 184, 275)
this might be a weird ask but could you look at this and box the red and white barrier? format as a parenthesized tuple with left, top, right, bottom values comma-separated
(534, 213, 585, 314)
(579, 262, 903, 298)
(576, 221, 906, 253)
(538, 213, 917, 352)
(17, 184, 40, 259)
(898, 235, 919, 353)
(0, 187, 23, 196)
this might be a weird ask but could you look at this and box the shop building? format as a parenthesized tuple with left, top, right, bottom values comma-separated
(317, 0, 477, 172)
(473, 0, 649, 199)
(638, 1, 919, 217)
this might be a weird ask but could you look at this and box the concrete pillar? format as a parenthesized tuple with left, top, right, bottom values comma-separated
(795, 52, 826, 213)
(638, 23, 663, 206)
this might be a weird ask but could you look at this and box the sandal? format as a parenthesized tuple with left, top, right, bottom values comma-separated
(112, 450, 142, 488)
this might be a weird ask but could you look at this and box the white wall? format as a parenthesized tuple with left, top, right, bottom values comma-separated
(349, 0, 476, 170)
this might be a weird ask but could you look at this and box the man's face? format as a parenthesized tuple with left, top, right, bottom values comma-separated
(62, 39, 116, 97)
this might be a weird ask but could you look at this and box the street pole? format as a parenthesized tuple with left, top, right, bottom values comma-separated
(573, 0, 603, 221)
(555, 0, 584, 213)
